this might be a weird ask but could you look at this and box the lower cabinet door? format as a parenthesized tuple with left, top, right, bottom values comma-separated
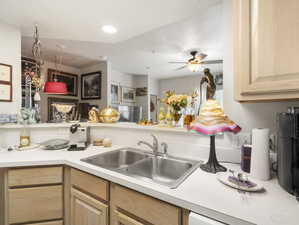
(114, 211, 144, 225)
(71, 188, 108, 225)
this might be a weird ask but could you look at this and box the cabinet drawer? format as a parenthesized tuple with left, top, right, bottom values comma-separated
(71, 168, 109, 201)
(8, 166, 63, 187)
(9, 185, 63, 224)
(111, 183, 182, 225)
(24, 220, 63, 225)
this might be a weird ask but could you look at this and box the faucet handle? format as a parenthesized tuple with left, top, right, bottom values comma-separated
(161, 142, 168, 156)
(150, 134, 158, 147)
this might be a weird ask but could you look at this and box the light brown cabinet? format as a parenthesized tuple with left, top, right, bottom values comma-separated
(1, 166, 190, 225)
(8, 185, 63, 224)
(8, 166, 63, 187)
(114, 211, 144, 225)
(69, 168, 109, 225)
(0, 166, 64, 225)
(70, 168, 109, 201)
(234, 0, 299, 101)
(110, 183, 188, 225)
(70, 188, 108, 225)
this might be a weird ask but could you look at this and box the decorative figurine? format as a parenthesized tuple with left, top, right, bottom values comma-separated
(200, 68, 216, 101)
(19, 108, 37, 124)
(88, 107, 100, 123)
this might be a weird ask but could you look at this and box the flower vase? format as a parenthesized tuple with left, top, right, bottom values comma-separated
(166, 107, 174, 127)
(158, 107, 166, 125)
(173, 110, 182, 127)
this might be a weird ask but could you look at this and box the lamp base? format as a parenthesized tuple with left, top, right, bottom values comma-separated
(200, 161, 227, 173)
(200, 135, 227, 174)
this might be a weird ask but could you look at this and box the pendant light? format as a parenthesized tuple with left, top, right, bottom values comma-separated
(32, 25, 67, 94)
(44, 52, 68, 95)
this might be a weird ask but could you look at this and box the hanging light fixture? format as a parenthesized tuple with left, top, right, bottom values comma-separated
(187, 61, 201, 72)
(44, 49, 68, 94)
(32, 25, 67, 94)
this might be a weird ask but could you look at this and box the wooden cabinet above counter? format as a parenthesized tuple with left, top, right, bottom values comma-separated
(234, 0, 299, 101)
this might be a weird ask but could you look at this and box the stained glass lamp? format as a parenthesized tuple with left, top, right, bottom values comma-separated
(188, 99, 241, 173)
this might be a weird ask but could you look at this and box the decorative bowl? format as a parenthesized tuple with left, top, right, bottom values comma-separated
(99, 107, 120, 123)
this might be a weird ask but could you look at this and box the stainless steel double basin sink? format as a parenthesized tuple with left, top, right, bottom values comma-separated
(81, 148, 201, 189)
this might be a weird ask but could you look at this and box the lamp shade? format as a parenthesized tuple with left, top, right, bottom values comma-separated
(188, 99, 241, 135)
(44, 81, 67, 94)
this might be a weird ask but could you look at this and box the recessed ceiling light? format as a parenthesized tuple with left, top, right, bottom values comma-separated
(102, 25, 117, 34)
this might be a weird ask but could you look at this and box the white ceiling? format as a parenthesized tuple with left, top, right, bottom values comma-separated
(0, 0, 223, 78)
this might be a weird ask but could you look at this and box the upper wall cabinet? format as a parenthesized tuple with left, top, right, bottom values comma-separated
(234, 0, 299, 101)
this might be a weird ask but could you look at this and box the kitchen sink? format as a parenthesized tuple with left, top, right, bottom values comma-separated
(81, 148, 149, 169)
(125, 156, 199, 188)
(81, 148, 201, 189)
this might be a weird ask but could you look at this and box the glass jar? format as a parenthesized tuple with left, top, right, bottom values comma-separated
(20, 126, 31, 148)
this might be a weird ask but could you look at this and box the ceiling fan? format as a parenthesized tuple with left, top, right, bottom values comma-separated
(168, 51, 223, 72)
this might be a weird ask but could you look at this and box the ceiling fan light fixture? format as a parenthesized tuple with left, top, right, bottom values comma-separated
(187, 62, 201, 72)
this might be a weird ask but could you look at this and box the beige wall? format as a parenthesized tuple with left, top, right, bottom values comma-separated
(0, 22, 21, 114)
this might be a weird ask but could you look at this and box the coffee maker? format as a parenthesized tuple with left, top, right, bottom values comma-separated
(68, 124, 90, 151)
(277, 107, 299, 201)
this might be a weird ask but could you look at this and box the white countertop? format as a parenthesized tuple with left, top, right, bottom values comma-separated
(0, 146, 298, 225)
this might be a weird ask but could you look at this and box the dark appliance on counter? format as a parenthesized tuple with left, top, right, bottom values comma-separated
(277, 107, 299, 201)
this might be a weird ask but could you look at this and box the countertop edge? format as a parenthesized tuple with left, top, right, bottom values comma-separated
(0, 122, 199, 135)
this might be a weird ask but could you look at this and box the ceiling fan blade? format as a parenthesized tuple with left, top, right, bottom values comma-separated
(200, 60, 223, 64)
(175, 65, 187, 71)
(197, 53, 208, 60)
(168, 62, 187, 64)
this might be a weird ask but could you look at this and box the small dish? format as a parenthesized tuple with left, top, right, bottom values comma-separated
(217, 172, 264, 192)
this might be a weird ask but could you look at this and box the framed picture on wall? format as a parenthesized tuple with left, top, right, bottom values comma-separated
(0, 63, 12, 82)
(48, 69, 78, 96)
(0, 63, 12, 102)
(81, 71, 102, 100)
(136, 87, 147, 96)
(111, 82, 120, 104)
(121, 86, 136, 103)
